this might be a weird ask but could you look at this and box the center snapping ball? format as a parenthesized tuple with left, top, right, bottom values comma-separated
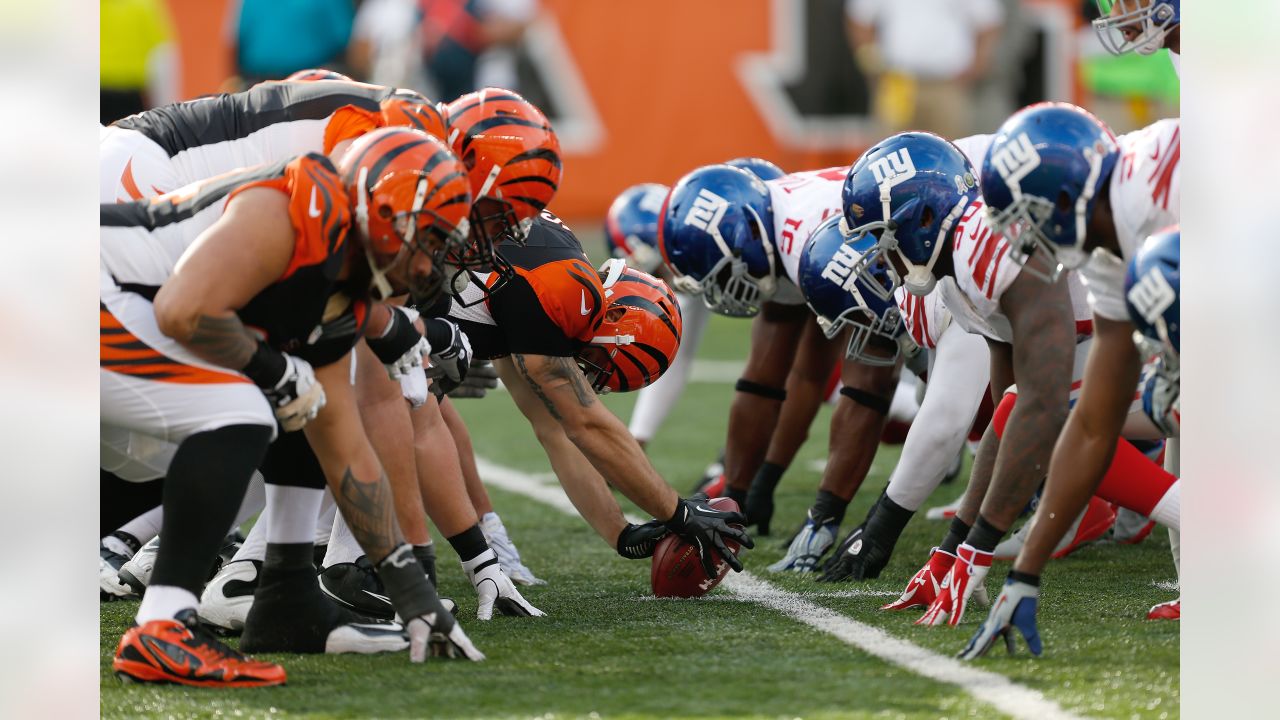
(650, 497, 743, 598)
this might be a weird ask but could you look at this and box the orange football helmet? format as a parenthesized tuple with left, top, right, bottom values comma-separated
(284, 68, 353, 82)
(577, 260, 683, 394)
(337, 127, 472, 302)
(379, 89, 449, 141)
(443, 88, 561, 286)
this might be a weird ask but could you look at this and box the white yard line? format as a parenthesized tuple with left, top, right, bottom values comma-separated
(477, 457, 1087, 720)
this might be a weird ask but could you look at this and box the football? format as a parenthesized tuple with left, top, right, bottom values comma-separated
(650, 497, 743, 598)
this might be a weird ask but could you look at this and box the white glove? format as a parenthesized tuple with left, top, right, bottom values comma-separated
(398, 364, 429, 408)
(462, 548, 546, 620)
(406, 615, 485, 662)
(264, 354, 326, 431)
(425, 318, 473, 391)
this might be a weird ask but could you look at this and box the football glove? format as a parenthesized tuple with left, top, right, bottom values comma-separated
(957, 575, 1042, 660)
(616, 519, 670, 560)
(1140, 358, 1180, 437)
(263, 354, 325, 432)
(447, 358, 500, 399)
(664, 494, 754, 578)
(377, 545, 484, 662)
(767, 509, 838, 573)
(424, 318, 473, 394)
(368, 306, 431, 380)
(882, 547, 955, 611)
(461, 548, 546, 620)
(917, 543, 992, 627)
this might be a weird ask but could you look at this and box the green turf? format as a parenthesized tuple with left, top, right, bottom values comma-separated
(100, 332, 1179, 719)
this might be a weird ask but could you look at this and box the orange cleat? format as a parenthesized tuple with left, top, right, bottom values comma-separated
(114, 609, 286, 687)
(1147, 599, 1180, 620)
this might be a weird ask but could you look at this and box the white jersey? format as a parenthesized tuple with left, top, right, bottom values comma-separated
(1080, 119, 1181, 320)
(951, 133, 995, 174)
(765, 167, 848, 305)
(940, 197, 1092, 343)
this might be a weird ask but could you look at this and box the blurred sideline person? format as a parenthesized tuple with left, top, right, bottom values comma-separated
(101, 0, 178, 124)
(847, 0, 1003, 138)
(230, 0, 356, 84)
(103, 129, 484, 687)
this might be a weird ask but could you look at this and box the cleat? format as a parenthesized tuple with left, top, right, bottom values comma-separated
(1147, 598, 1180, 620)
(319, 556, 395, 620)
(767, 510, 837, 573)
(688, 450, 725, 497)
(198, 560, 262, 634)
(243, 567, 405, 655)
(480, 512, 546, 586)
(100, 532, 140, 600)
(883, 548, 956, 611)
(1109, 506, 1157, 545)
(113, 608, 286, 687)
(117, 536, 160, 596)
(926, 497, 961, 521)
(993, 497, 1117, 562)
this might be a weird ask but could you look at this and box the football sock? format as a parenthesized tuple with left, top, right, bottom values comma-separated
(136, 584, 200, 624)
(324, 512, 365, 567)
(264, 485, 324, 544)
(315, 489, 337, 544)
(965, 515, 1006, 553)
(232, 512, 269, 563)
(447, 524, 488, 564)
(940, 516, 970, 555)
(102, 529, 143, 559)
(149, 424, 270, 597)
(811, 490, 849, 526)
(413, 542, 438, 588)
(1148, 481, 1180, 532)
(1094, 437, 1179, 529)
(116, 506, 164, 548)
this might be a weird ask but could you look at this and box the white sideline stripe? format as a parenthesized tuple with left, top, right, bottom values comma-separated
(476, 458, 1088, 720)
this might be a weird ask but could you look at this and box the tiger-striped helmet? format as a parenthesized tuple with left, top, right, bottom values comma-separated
(444, 88, 561, 280)
(577, 260, 683, 394)
(380, 89, 449, 141)
(337, 127, 472, 302)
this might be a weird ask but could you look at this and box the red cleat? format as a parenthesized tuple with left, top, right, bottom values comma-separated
(702, 473, 726, 499)
(114, 609, 287, 687)
(1051, 496, 1117, 559)
(1147, 599, 1180, 620)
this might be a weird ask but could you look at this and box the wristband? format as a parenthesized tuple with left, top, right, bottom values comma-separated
(367, 308, 424, 365)
(241, 340, 288, 389)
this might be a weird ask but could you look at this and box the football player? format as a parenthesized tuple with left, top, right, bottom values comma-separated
(1093, 1, 1180, 62)
(958, 107, 1181, 659)
(659, 162, 902, 570)
(102, 129, 483, 687)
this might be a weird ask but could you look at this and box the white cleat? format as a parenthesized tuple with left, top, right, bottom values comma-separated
(198, 560, 261, 633)
(925, 497, 961, 521)
(480, 512, 546, 586)
(324, 621, 410, 654)
(117, 536, 160, 596)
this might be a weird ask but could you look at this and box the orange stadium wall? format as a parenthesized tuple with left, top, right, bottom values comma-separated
(169, 0, 1080, 223)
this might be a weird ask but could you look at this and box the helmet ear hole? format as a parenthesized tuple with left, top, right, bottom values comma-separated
(920, 206, 935, 228)
(1056, 190, 1072, 213)
(605, 305, 627, 323)
(377, 205, 394, 220)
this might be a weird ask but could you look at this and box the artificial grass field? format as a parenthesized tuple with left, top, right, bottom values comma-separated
(99, 313, 1180, 719)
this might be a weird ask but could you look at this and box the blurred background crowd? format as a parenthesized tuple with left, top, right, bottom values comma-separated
(101, 0, 1178, 221)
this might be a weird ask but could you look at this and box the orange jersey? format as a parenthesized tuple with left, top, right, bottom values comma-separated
(100, 153, 368, 367)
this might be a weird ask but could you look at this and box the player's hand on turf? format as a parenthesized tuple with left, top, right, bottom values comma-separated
(665, 493, 754, 578)
(817, 522, 888, 582)
(424, 318, 473, 393)
(263, 354, 326, 431)
(447, 358, 500, 399)
(957, 575, 1042, 660)
(407, 615, 486, 662)
(462, 549, 546, 620)
(616, 519, 670, 559)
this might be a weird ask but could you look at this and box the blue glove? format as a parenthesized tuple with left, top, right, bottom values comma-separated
(957, 575, 1043, 660)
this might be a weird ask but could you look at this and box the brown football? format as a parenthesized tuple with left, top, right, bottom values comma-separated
(650, 497, 743, 598)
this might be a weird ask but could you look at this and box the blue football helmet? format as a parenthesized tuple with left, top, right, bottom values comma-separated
(605, 183, 669, 274)
(798, 215, 907, 366)
(980, 102, 1119, 283)
(724, 156, 785, 182)
(1093, 1, 1179, 56)
(1125, 225, 1179, 370)
(658, 164, 777, 317)
(840, 132, 979, 299)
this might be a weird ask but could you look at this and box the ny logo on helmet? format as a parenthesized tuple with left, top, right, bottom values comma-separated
(1128, 268, 1175, 323)
(991, 133, 1041, 187)
(684, 188, 729, 235)
(820, 242, 862, 295)
(869, 148, 916, 192)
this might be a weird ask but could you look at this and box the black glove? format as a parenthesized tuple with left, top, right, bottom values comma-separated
(446, 358, 500, 399)
(664, 494, 754, 577)
(423, 318, 473, 394)
(616, 520, 671, 560)
(818, 493, 912, 582)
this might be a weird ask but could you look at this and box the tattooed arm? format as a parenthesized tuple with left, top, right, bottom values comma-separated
(507, 353, 679, 521)
(977, 269, 1076, 530)
(304, 352, 404, 562)
(153, 187, 294, 367)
